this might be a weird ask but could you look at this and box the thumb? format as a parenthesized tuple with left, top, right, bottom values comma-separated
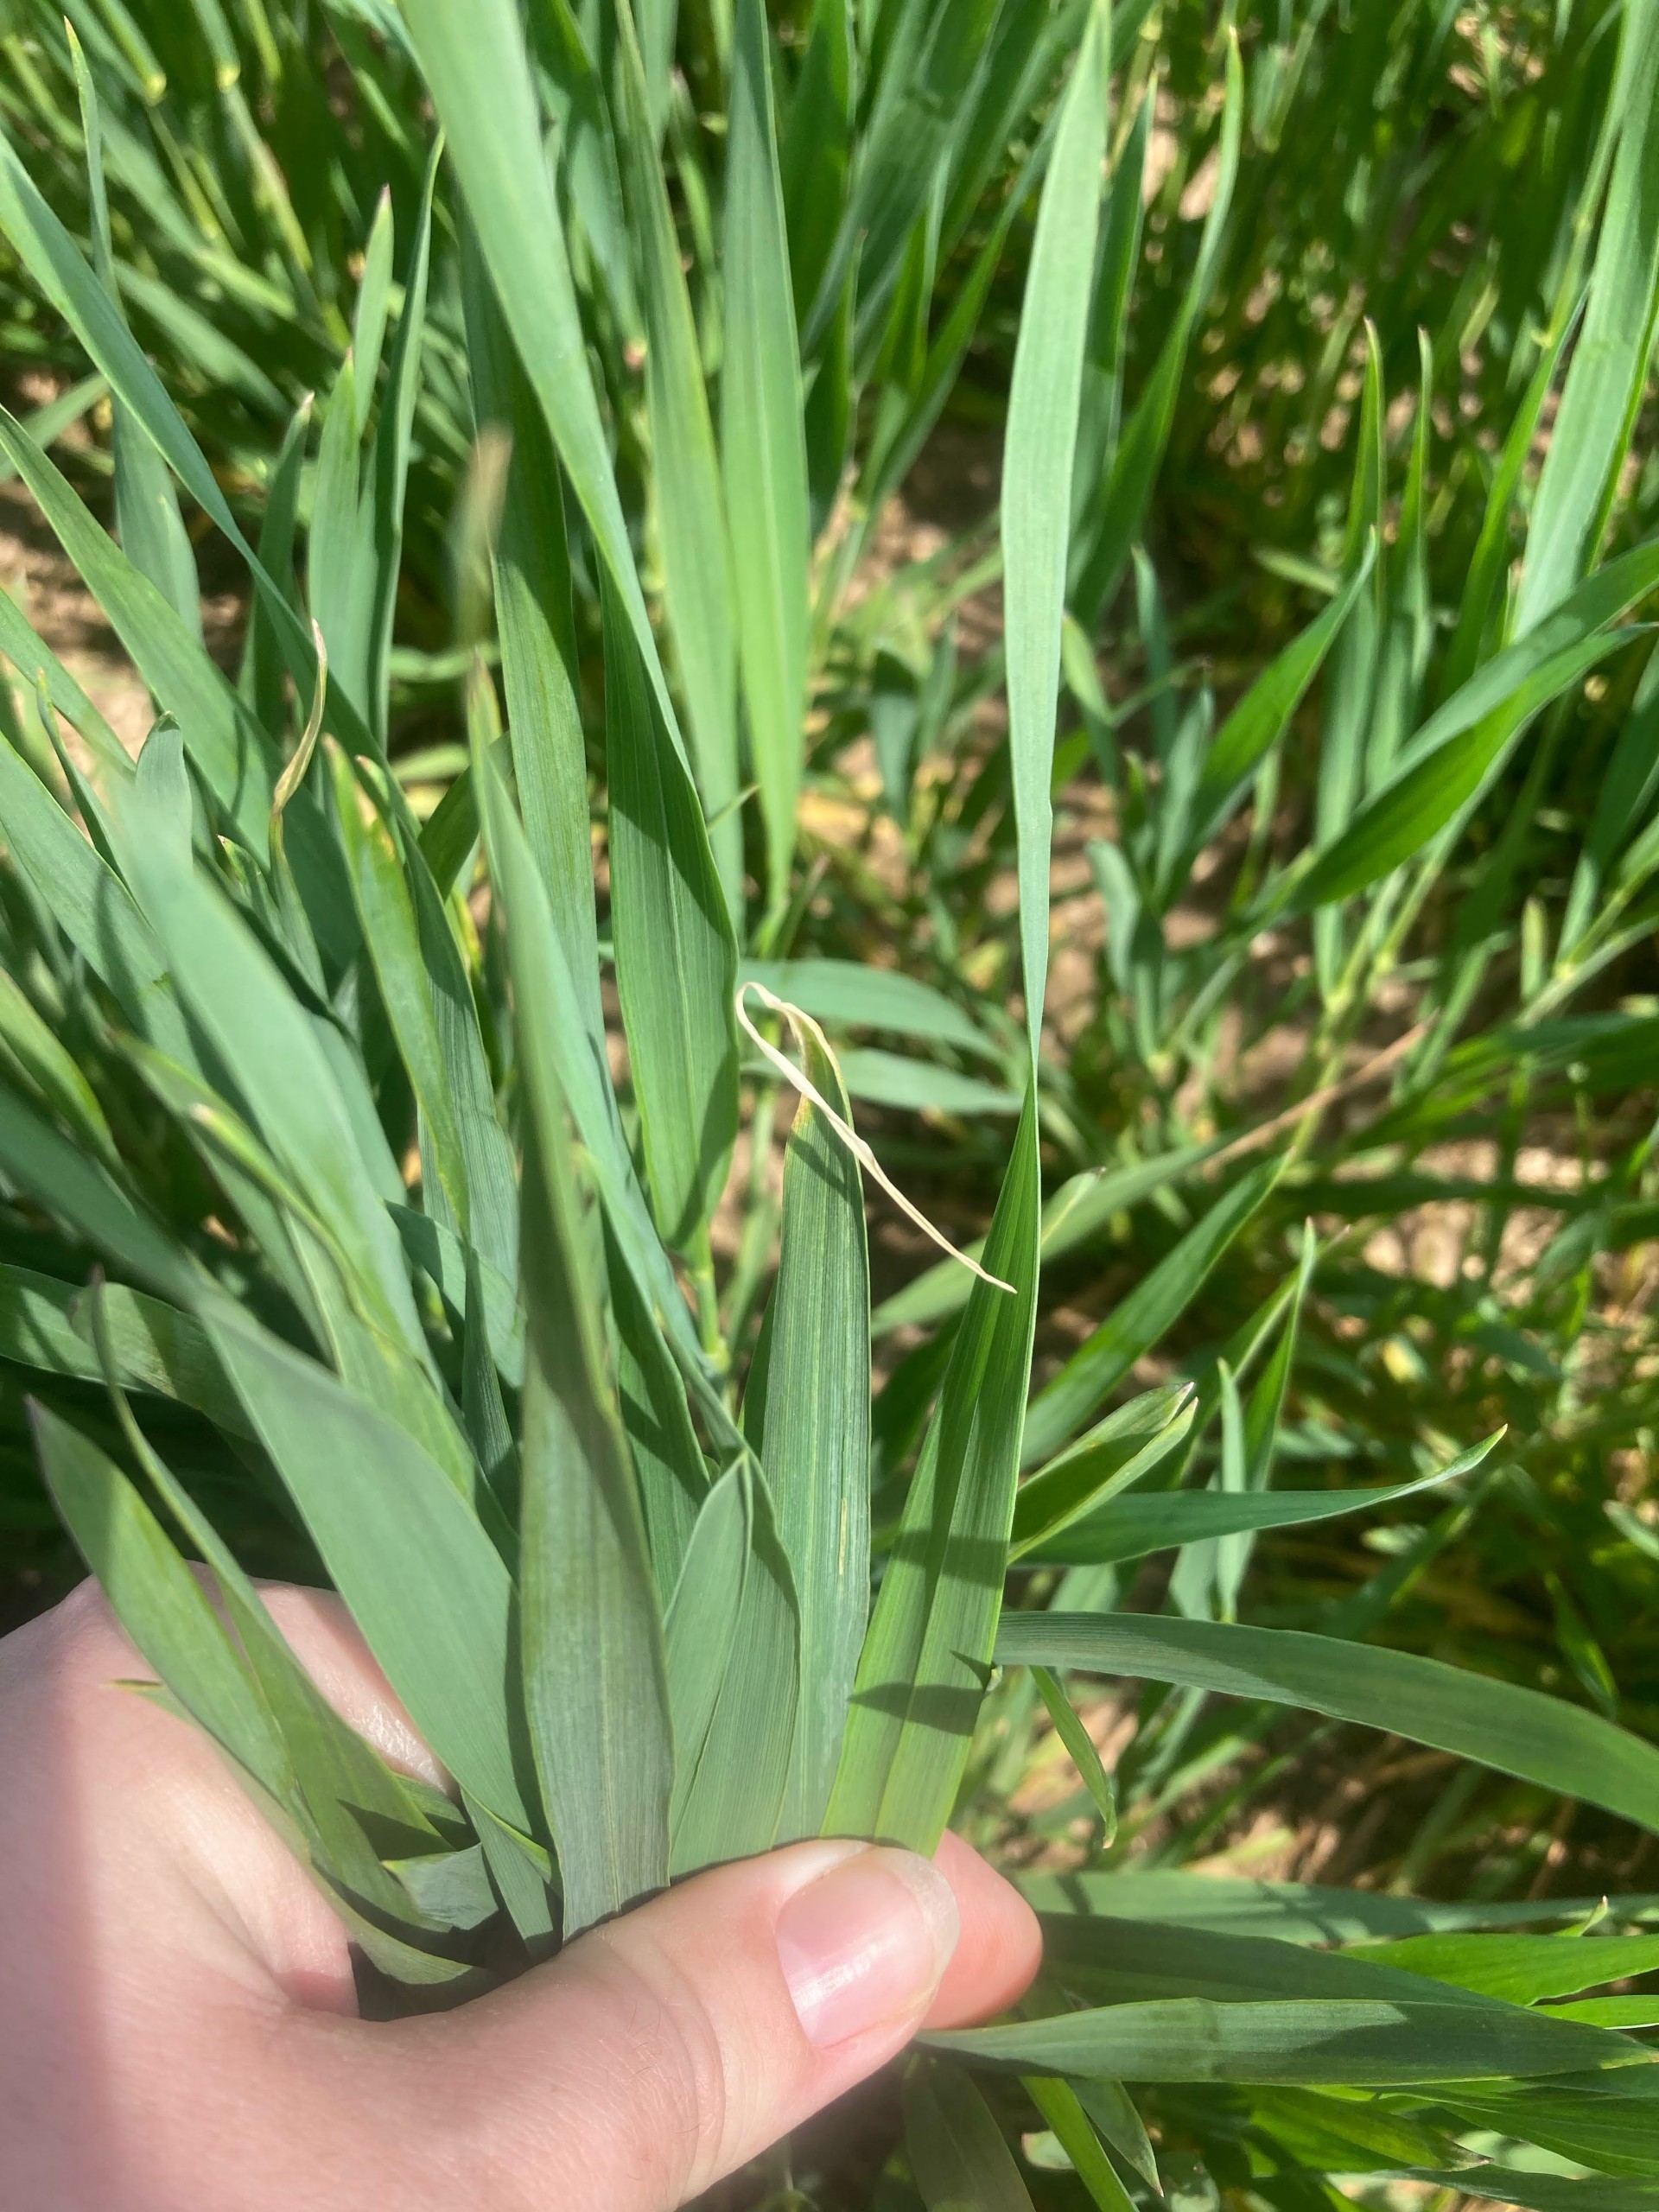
(302, 1834, 1039, 2211)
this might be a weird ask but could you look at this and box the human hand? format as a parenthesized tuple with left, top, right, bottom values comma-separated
(0, 1580, 1042, 2210)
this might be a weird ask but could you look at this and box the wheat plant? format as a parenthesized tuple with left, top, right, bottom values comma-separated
(1, 3, 1659, 2208)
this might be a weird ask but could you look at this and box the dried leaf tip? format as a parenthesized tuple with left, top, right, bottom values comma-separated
(270, 620, 329, 831)
(735, 980, 1016, 1294)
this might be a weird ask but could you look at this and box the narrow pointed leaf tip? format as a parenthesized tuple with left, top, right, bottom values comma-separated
(1002, 0, 1110, 1058)
(736, 981, 1015, 1292)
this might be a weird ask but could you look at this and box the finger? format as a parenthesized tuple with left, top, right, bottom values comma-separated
(8, 1582, 360, 2010)
(297, 1834, 1042, 2212)
(252, 1584, 448, 1791)
(925, 1828, 1043, 2029)
(211, 1593, 1044, 2031)
(0, 1583, 366, 2209)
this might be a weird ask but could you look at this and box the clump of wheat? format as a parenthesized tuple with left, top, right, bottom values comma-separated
(0, 2, 1656, 2203)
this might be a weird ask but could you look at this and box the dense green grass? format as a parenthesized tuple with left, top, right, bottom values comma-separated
(3, 2, 1659, 2205)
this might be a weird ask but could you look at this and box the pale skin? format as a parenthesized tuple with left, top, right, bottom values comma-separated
(0, 1580, 1043, 2210)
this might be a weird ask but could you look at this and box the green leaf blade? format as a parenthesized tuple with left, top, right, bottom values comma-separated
(758, 1038, 871, 1834)
(1001, 0, 1108, 1057)
(722, 0, 810, 920)
(604, 583, 739, 1253)
(827, 1090, 1040, 1852)
(995, 1612, 1659, 1835)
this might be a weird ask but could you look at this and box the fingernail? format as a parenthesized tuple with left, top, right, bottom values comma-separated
(776, 1847, 960, 2050)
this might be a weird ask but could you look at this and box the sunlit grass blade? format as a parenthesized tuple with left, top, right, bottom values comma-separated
(30, 1401, 288, 1796)
(0, 407, 273, 849)
(484, 724, 674, 1929)
(0, 564, 127, 776)
(0, 1072, 200, 1310)
(1513, 13, 1659, 634)
(0, 114, 327, 709)
(723, 0, 810, 925)
(665, 1463, 747, 1851)
(516, 1086, 673, 1928)
(337, 744, 517, 1281)
(523, 0, 641, 342)
(927, 1995, 1640, 2086)
(904, 2057, 1035, 2212)
(873, 1135, 1236, 1337)
(461, 242, 603, 1046)
(995, 1612, 1659, 1834)
(1022, 2076, 1135, 2212)
(69, 25, 200, 641)
(753, 1029, 870, 1834)
(1025, 1431, 1502, 1568)
(1016, 1872, 1658, 1943)
(1562, 644, 1659, 955)
(1382, 2171, 1659, 2212)
(1439, 311, 1576, 702)
(1362, 1931, 1659, 2005)
(333, 746, 469, 1231)
(113, 730, 427, 1360)
(826, 1093, 1039, 1852)
(1071, 28, 1241, 625)
(473, 734, 734, 1445)
(1366, 327, 1434, 791)
(0, 963, 119, 1166)
(1007, 1385, 1195, 1562)
(779, 0, 854, 365)
(200, 1300, 529, 1831)
(397, 0, 685, 749)
(857, 25, 1113, 1867)
(603, 579, 739, 1253)
(1211, 1220, 1316, 1616)
(1001, 0, 1108, 1058)
(1070, 88, 1148, 556)
(836, 1050, 1020, 1118)
(468, 1800, 556, 1947)
(1032, 1667, 1117, 1840)
(239, 397, 310, 741)
(1292, 531, 1659, 912)
(350, 187, 396, 431)
(0, 1265, 245, 1433)
(1187, 542, 1374, 854)
(1070, 2075, 1160, 2195)
(309, 357, 377, 728)
(118, 1036, 363, 1370)
(613, 0, 741, 912)
(669, 1457, 799, 1871)
(1037, 1898, 1531, 2010)
(1294, 626, 1646, 912)
(87, 1317, 454, 1916)
(461, 1244, 518, 1510)
(363, 141, 439, 749)
(609, 1222, 711, 1602)
(1021, 1160, 1281, 1466)
(740, 957, 999, 1061)
(1312, 324, 1384, 998)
